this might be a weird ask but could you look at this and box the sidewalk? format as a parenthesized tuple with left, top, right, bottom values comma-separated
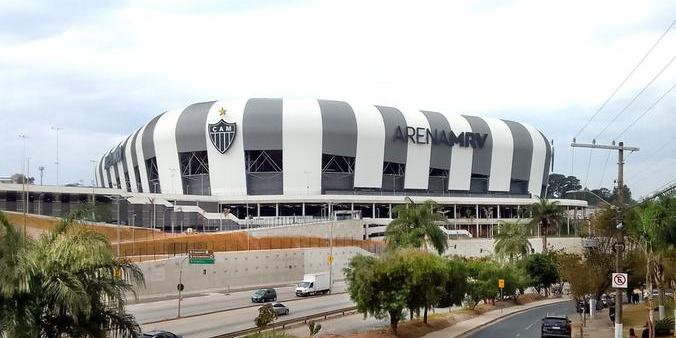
(569, 312, 614, 338)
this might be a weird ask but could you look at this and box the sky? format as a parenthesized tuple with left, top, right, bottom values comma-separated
(0, 0, 675, 198)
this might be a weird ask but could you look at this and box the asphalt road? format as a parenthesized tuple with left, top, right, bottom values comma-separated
(466, 301, 577, 338)
(139, 292, 354, 338)
(129, 281, 347, 323)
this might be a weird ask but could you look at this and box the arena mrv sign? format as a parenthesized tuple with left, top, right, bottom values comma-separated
(394, 126, 488, 148)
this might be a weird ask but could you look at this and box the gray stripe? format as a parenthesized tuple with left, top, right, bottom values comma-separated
(142, 113, 165, 160)
(120, 135, 130, 173)
(176, 101, 216, 153)
(98, 155, 105, 187)
(376, 105, 407, 164)
(243, 98, 283, 150)
(462, 115, 492, 176)
(130, 128, 141, 170)
(421, 111, 451, 170)
(503, 120, 532, 181)
(318, 100, 358, 157)
(541, 131, 551, 192)
(112, 161, 120, 189)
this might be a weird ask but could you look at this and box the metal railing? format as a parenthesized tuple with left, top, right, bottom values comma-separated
(210, 306, 357, 338)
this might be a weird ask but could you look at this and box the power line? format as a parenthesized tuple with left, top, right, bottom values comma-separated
(583, 147, 594, 188)
(615, 81, 676, 138)
(574, 18, 676, 139)
(595, 54, 676, 140)
(598, 150, 613, 188)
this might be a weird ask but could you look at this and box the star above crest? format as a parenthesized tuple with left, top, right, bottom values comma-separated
(219, 107, 227, 116)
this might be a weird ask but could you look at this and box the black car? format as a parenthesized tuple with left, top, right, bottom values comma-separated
(251, 288, 277, 303)
(141, 330, 183, 338)
(541, 315, 571, 338)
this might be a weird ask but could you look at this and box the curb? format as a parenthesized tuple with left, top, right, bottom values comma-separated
(454, 298, 571, 338)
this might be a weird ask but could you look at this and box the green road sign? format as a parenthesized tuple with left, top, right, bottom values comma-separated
(189, 257, 215, 264)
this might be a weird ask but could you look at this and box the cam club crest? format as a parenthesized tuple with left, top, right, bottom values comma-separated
(208, 108, 237, 154)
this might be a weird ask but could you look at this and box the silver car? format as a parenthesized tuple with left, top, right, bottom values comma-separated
(270, 302, 289, 315)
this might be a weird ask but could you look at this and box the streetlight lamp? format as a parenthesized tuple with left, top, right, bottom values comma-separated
(51, 127, 62, 185)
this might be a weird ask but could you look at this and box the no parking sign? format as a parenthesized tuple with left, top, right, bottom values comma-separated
(611, 273, 628, 288)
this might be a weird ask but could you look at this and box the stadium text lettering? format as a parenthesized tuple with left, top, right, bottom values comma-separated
(393, 126, 488, 148)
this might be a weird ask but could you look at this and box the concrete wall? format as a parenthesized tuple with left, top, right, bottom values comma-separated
(135, 246, 370, 298)
(248, 220, 367, 239)
(443, 237, 583, 257)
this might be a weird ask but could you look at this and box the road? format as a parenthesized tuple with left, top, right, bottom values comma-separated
(129, 281, 347, 323)
(139, 292, 354, 338)
(466, 301, 577, 338)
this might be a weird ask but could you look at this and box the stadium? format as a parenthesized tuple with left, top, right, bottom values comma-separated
(86, 98, 585, 236)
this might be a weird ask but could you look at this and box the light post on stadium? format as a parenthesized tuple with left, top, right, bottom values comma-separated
(90, 160, 97, 220)
(18, 134, 28, 237)
(51, 126, 62, 185)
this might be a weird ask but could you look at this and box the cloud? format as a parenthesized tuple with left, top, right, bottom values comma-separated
(0, 0, 675, 197)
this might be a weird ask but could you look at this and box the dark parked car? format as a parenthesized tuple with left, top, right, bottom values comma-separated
(251, 288, 277, 303)
(142, 330, 183, 338)
(541, 315, 571, 338)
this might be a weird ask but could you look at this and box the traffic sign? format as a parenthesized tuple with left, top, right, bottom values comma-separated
(177, 283, 185, 291)
(612, 273, 628, 288)
(498, 279, 505, 289)
(328, 255, 334, 264)
(188, 249, 215, 264)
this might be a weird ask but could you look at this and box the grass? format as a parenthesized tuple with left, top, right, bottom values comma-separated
(622, 301, 675, 337)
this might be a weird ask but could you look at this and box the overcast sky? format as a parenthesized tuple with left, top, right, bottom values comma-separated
(1, 0, 674, 198)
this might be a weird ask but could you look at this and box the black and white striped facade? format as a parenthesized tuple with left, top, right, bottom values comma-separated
(96, 98, 551, 199)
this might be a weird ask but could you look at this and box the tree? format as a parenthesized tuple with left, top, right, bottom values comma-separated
(465, 259, 499, 309)
(10, 173, 35, 184)
(610, 184, 634, 205)
(0, 210, 144, 338)
(385, 197, 448, 255)
(438, 258, 468, 308)
(254, 303, 278, 332)
(494, 221, 532, 262)
(405, 251, 449, 324)
(499, 263, 530, 302)
(546, 173, 581, 199)
(525, 253, 559, 295)
(529, 198, 564, 253)
(344, 253, 411, 335)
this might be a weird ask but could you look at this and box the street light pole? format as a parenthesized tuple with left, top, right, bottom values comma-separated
(51, 126, 62, 185)
(19, 134, 28, 237)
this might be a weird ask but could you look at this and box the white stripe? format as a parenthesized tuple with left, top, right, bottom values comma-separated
(154, 109, 183, 195)
(116, 158, 125, 190)
(352, 101, 385, 188)
(524, 124, 547, 195)
(125, 130, 140, 192)
(135, 123, 151, 193)
(484, 117, 513, 192)
(283, 98, 322, 195)
(400, 108, 431, 190)
(439, 112, 473, 190)
(206, 100, 248, 196)
(101, 149, 111, 188)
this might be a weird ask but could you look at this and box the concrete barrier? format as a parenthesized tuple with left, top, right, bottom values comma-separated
(134, 246, 371, 298)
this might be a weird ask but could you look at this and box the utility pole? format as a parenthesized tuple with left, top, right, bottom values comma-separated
(571, 139, 638, 338)
(51, 127, 62, 185)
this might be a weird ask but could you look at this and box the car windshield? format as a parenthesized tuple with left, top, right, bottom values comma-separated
(299, 282, 311, 288)
(254, 290, 265, 295)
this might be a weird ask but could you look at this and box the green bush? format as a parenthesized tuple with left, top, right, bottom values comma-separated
(654, 317, 674, 336)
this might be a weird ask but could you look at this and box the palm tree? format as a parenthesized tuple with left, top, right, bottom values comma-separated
(0, 210, 145, 338)
(494, 220, 532, 262)
(529, 198, 564, 253)
(385, 197, 448, 254)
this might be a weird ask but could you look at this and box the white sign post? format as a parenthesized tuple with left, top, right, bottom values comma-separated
(612, 273, 628, 289)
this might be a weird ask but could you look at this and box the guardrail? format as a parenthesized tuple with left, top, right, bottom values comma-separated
(210, 306, 357, 338)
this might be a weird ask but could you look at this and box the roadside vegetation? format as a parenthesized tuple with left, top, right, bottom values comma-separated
(344, 198, 565, 336)
(554, 192, 675, 337)
(0, 210, 145, 338)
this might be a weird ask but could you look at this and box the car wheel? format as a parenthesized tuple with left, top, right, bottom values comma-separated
(273, 297, 277, 301)
(285, 309, 289, 315)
